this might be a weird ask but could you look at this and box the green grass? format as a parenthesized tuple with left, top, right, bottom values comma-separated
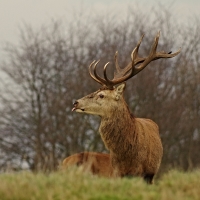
(0, 169, 200, 200)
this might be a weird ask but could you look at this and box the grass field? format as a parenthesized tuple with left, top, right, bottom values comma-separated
(0, 168, 200, 200)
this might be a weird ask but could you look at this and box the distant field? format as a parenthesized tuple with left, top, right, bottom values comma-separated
(0, 169, 199, 200)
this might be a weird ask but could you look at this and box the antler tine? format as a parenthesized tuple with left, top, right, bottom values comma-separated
(114, 51, 122, 74)
(150, 31, 160, 55)
(131, 34, 144, 61)
(88, 60, 96, 79)
(103, 62, 113, 84)
(89, 60, 105, 86)
(93, 60, 108, 86)
(156, 47, 181, 59)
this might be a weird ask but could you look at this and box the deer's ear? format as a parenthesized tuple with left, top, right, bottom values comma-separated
(115, 83, 126, 100)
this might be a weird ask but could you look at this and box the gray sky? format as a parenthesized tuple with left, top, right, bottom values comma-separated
(0, 0, 199, 50)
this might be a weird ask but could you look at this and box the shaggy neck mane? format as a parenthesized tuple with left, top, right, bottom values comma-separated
(99, 99, 137, 159)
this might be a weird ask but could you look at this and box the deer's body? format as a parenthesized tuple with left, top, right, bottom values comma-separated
(72, 32, 180, 183)
(101, 115, 162, 178)
(62, 152, 113, 177)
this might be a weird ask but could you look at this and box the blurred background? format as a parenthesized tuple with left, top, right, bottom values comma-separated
(0, 0, 199, 174)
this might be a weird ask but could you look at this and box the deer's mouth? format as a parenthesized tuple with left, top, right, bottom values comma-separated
(72, 107, 85, 112)
(72, 101, 85, 112)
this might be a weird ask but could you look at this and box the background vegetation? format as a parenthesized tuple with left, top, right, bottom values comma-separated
(0, 5, 199, 173)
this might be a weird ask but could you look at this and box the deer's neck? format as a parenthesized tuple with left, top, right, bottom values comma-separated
(99, 102, 136, 154)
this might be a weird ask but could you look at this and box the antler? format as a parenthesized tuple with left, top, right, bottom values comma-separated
(89, 32, 181, 89)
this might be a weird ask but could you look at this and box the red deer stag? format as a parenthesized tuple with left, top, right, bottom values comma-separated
(62, 152, 113, 177)
(72, 32, 180, 184)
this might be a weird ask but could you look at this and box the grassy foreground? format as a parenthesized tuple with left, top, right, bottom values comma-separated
(0, 169, 200, 200)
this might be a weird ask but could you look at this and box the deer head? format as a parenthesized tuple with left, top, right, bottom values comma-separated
(72, 32, 181, 117)
(72, 83, 126, 116)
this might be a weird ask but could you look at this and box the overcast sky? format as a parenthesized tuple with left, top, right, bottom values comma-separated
(0, 0, 199, 52)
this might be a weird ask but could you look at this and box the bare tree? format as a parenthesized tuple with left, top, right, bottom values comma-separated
(0, 21, 104, 171)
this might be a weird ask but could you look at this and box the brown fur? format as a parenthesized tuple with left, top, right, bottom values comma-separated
(62, 152, 114, 177)
(73, 83, 163, 184)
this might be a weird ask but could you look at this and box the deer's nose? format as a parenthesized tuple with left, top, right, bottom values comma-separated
(73, 101, 78, 106)
(72, 100, 79, 112)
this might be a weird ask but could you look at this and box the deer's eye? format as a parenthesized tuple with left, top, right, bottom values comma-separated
(99, 94, 104, 98)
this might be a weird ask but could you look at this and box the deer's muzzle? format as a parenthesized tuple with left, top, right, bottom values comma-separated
(72, 101, 78, 111)
(72, 101, 85, 112)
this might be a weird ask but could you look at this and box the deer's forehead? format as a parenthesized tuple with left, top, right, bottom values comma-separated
(97, 89, 113, 95)
(86, 89, 114, 98)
